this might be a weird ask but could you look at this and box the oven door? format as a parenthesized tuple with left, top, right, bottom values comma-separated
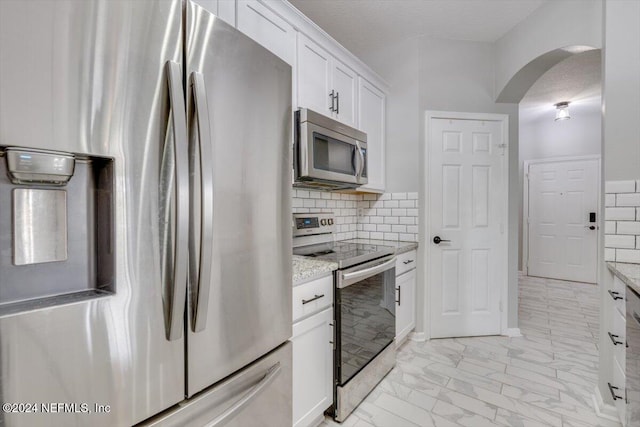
(298, 121, 367, 186)
(336, 255, 396, 386)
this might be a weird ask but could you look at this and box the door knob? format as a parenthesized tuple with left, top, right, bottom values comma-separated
(433, 236, 450, 244)
(585, 225, 596, 230)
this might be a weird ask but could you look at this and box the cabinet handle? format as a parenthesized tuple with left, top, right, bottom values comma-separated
(608, 382, 623, 401)
(335, 91, 339, 114)
(302, 294, 325, 305)
(396, 286, 401, 305)
(608, 332, 623, 345)
(403, 259, 414, 265)
(608, 290, 623, 301)
(329, 90, 335, 112)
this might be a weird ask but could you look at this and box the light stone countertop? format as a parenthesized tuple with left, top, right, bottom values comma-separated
(607, 262, 640, 295)
(341, 238, 418, 255)
(292, 255, 338, 285)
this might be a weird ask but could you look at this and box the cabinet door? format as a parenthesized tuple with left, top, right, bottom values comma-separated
(357, 77, 385, 193)
(237, 0, 295, 65)
(292, 307, 333, 427)
(297, 33, 333, 116)
(191, 0, 235, 26)
(396, 269, 416, 342)
(331, 59, 357, 127)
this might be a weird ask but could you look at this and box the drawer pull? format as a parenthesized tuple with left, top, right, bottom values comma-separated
(403, 259, 414, 265)
(608, 290, 623, 301)
(608, 382, 623, 401)
(608, 332, 623, 345)
(395, 286, 401, 305)
(302, 294, 325, 305)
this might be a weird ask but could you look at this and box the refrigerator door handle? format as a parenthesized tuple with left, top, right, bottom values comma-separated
(165, 61, 189, 341)
(190, 71, 214, 333)
(210, 362, 281, 426)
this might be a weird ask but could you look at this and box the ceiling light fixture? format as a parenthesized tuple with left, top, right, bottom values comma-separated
(554, 102, 571, 121)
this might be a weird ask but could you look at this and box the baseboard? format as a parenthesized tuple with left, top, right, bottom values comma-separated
(503, 328, 522, 337)
(592, 385, 621, 423)
(409, 331, 427, 342)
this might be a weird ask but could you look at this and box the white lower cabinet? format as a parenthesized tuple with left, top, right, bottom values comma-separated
(395, 269, 416, 343)
(292, 306, 333, 427)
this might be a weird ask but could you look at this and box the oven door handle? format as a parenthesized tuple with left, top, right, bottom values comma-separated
(339, 256, 396, 288)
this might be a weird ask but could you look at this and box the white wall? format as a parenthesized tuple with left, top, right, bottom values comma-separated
(518, 96, 602, 269)
(494, 0, 602, 101)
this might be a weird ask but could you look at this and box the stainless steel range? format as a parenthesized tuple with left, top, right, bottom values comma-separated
(293, 212, 397, 422)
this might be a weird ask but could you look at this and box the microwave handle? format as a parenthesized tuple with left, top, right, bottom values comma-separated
(356, 141, 365, 177)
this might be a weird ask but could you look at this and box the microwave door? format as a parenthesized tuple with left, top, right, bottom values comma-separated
(302, 123, 360, 185)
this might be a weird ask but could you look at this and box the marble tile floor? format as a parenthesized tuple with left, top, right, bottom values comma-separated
(322, 275, 619, 427)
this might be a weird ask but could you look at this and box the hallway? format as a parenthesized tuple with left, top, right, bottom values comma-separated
(324, 275, 618, 427)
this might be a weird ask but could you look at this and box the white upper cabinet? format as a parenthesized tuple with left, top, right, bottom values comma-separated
(357, 77, 386, 193)
(297, 33, 333, 116)
(297, 33, 358, 127)
(331, 59, 357, 127)
(237, 0, 296, 65)
(191, 0, 236, 27)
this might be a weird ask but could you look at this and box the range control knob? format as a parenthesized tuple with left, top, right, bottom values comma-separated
(320, 219, 327, 226)
(328, 218, 334, 226)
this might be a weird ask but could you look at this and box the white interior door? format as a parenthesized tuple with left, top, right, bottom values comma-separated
(527, 159, 599, 283)
(429, 116, 507, 339)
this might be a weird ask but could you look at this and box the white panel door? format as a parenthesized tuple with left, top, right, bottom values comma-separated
(297, 33, 332, 116)
(429, 117, 506, 338)
(357, 78, 385, 193)
(527, 159, 599, 283)
(331, 59, 357, 127)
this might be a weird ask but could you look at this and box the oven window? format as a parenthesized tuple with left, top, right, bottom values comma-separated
(312, 132, 356, 176)
(337, 268, 395, 385)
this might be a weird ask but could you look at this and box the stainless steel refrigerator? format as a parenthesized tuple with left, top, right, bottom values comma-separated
(0, 1, 292, 426)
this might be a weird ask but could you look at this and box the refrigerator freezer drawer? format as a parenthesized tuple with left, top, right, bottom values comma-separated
(140, 342, 292, 427)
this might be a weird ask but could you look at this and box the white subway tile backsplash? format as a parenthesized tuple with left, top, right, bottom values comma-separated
(606, 235, 636, 249)
(617, 221, 640, 235)
(605, 179, 640, 264)
(605, 180, 637, 193)
(605, 248, 616, 262)
(293, 191, 419, 243)
(617, 193, 640, 206)
(399, 217, 415, 225)
(605, 194, 616, 207)
(617, 249, 640, 263)
(392, 225, 407, 233)
(606, 207, 636, 221)
(383, 216, 399, 225)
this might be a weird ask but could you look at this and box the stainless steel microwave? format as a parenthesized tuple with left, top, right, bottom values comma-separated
(294, 108, 367, 190)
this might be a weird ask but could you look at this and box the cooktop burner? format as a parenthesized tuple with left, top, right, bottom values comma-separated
(293, 241, 395, 269)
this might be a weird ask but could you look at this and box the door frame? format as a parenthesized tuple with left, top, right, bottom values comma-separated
(522, 155, 602, 278)
(421, 111, 510, 339)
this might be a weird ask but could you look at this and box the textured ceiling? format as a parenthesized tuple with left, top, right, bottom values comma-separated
(521, 49, 602, 108)
(287, 0, 547, 57)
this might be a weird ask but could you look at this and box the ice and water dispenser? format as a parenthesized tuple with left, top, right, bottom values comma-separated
(0, 147, 114, 314)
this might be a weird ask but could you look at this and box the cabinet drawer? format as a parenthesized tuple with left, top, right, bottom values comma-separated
(395, 250, 417, 276)
(610, 276, 626, 317)
(292, 275, 333, 322)
(611, 358, 626, 422)
(612, 308, 627, 370)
